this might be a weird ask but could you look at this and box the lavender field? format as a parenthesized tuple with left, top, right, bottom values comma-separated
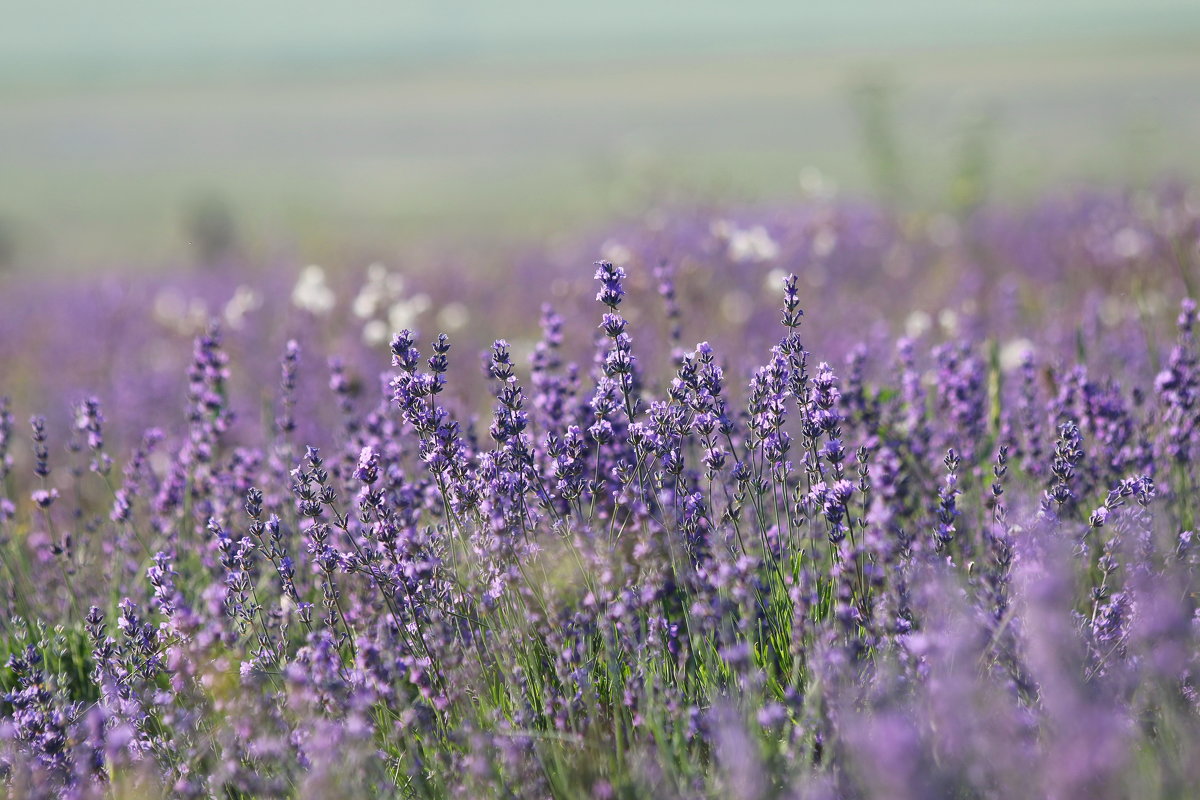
(0, 182, 1197, 798)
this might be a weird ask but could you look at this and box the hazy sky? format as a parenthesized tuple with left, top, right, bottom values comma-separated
(6, 0, 1199, 81)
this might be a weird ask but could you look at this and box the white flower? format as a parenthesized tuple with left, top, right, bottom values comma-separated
(905, 310, 932, 339)
(353, 263, 404, 319)
(362, 319, 389, 346)
(292, 264, 335, 315)
(352, 287, 381, 319)
(223, 286, 262, 329)
(601, 240, 633, 267)
(437, 302, 470, 332)
(280, 594, 296, 621)
(152, 288, 208, 334)
(999, 339, 1035, 372)
(727, 225, 780, 263)
(811, 227, 837, 258)
(153, 288, 187, 327)
(388, 294, 431, 333)
(764, 268, 788, 293)
(1112, 227, 1147, 260)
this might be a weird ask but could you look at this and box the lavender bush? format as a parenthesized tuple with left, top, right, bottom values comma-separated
(1, 184, 1199, 798)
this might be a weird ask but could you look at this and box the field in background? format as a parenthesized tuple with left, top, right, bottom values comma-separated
(1, 3, 1198, 272)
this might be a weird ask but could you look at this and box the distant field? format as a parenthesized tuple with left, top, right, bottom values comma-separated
(1, 34, 1199, 271)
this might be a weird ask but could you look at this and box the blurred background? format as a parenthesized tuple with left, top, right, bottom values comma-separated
(2, 0, 1199, 273)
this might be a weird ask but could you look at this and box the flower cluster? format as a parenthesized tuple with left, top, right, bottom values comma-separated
(0, 186, 1199, 798)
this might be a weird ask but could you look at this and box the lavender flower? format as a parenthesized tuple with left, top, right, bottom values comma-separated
(0, 187, 1197, 799)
